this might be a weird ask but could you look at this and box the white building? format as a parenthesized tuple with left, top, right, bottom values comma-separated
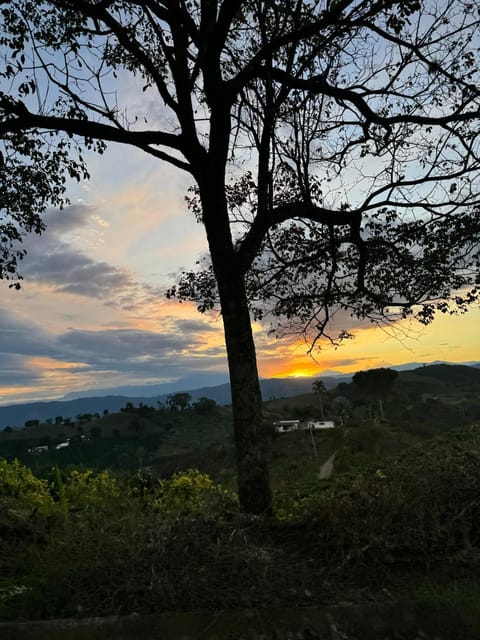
(273, 420, 300, 433)
(305, 420, 335, 430)
(28, 445, 49, 454)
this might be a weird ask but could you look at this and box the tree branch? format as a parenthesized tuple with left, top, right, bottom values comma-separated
(0, 101, 193, 172)
(236, 201, 361, 274)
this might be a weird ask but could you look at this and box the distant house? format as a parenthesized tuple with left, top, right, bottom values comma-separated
(28, 445, 49, 454)
(304, 420, 335, 430)
(274, 419, 336, 434)
(274, 420, 300, 433)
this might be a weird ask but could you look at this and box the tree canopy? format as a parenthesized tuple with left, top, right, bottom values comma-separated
(1, 0, 479, 512)
(352, 367, 398, 398)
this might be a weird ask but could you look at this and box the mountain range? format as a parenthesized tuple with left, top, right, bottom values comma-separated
(0, 361, 478, 429)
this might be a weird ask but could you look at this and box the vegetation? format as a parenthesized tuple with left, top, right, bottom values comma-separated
(2, 423, 480, 624)
(1, 364, 480, 627)
(1, 1, 479, 512)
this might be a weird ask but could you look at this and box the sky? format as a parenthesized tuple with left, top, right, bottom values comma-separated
(1, 6, 479, 408)
(1, 139, 479, 407)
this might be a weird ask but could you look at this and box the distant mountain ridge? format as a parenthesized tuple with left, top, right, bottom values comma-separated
(0, 361, 478, 429)
(0, 375, 349, 429)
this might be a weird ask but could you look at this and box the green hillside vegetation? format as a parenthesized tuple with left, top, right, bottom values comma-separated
(1, 365, 480, 628)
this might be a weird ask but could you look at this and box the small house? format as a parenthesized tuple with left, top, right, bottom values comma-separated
(28, 445, 49, 454)
(306, 420, 335, 430)
(273, 420, 300, 433)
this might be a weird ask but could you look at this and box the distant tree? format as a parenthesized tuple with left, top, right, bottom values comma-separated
(312, 379, 328, 419)
(121, 403, 135, 414)
(54, 416, 63, 425)
(24, 419, 39, 428)
(193, 397, 217, 415)
(103, 409, 109, 416)
(63, 417, 71, 426)
(3, 426, 13, 433)
(45, 418, 53, 425)
(167, 393, 192, 412)
(352, 368, 398, 420)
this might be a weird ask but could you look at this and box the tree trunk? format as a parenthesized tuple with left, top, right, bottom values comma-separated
(199, 178, 272, 514)
(219, 275, 272, 514)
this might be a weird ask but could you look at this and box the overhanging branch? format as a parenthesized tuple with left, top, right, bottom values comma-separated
(0, 101, 193, 173)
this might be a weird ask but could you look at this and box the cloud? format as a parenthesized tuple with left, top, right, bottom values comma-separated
(18, 204, 166, 309)
(0, 354, 45, 386)
(0, 301, 228, 402)
(57, 328, 192, 362)
(0, 309, 55, 357)
(174, 318, 218, 335)
(42, 204, 94, 235)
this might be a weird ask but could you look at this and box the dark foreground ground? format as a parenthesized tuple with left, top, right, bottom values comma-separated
(1, 601, 478, 640)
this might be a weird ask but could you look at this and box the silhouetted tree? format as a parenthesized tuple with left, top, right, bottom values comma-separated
(352, 368, 398, 419)
(1, 1, 479, 512)
(167, 393, 192, 412)
(193, 397, 217, 415)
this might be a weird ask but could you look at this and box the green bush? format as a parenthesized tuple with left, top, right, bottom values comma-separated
(0, 458, 54, 515)
(133, 468, 238, 516)
(63, 468, 120, 509)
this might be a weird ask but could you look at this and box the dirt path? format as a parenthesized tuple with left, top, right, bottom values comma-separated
(318, 452, 336, 479)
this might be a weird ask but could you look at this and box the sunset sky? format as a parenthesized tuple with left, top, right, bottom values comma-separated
(1, 139, 479, 407)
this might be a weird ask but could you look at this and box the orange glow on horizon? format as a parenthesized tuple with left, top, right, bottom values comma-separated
(257, 307, 480, 379)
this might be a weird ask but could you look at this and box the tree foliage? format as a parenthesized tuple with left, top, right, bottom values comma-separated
(352, 367, 399, 399)
(167, 392, 192, 411)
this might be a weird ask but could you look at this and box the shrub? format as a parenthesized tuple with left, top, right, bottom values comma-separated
(0, 458, 53, 514)
(273, 425, 480, 569)
(63, 469, 120, 510)
(135, 468, 237, 516)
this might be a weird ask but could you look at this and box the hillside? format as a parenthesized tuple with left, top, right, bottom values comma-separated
(1, 362, 479, 490)
(0, 374, 350, 429)
(398, 363, 480, 392)
(2, 361, 479, 430)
